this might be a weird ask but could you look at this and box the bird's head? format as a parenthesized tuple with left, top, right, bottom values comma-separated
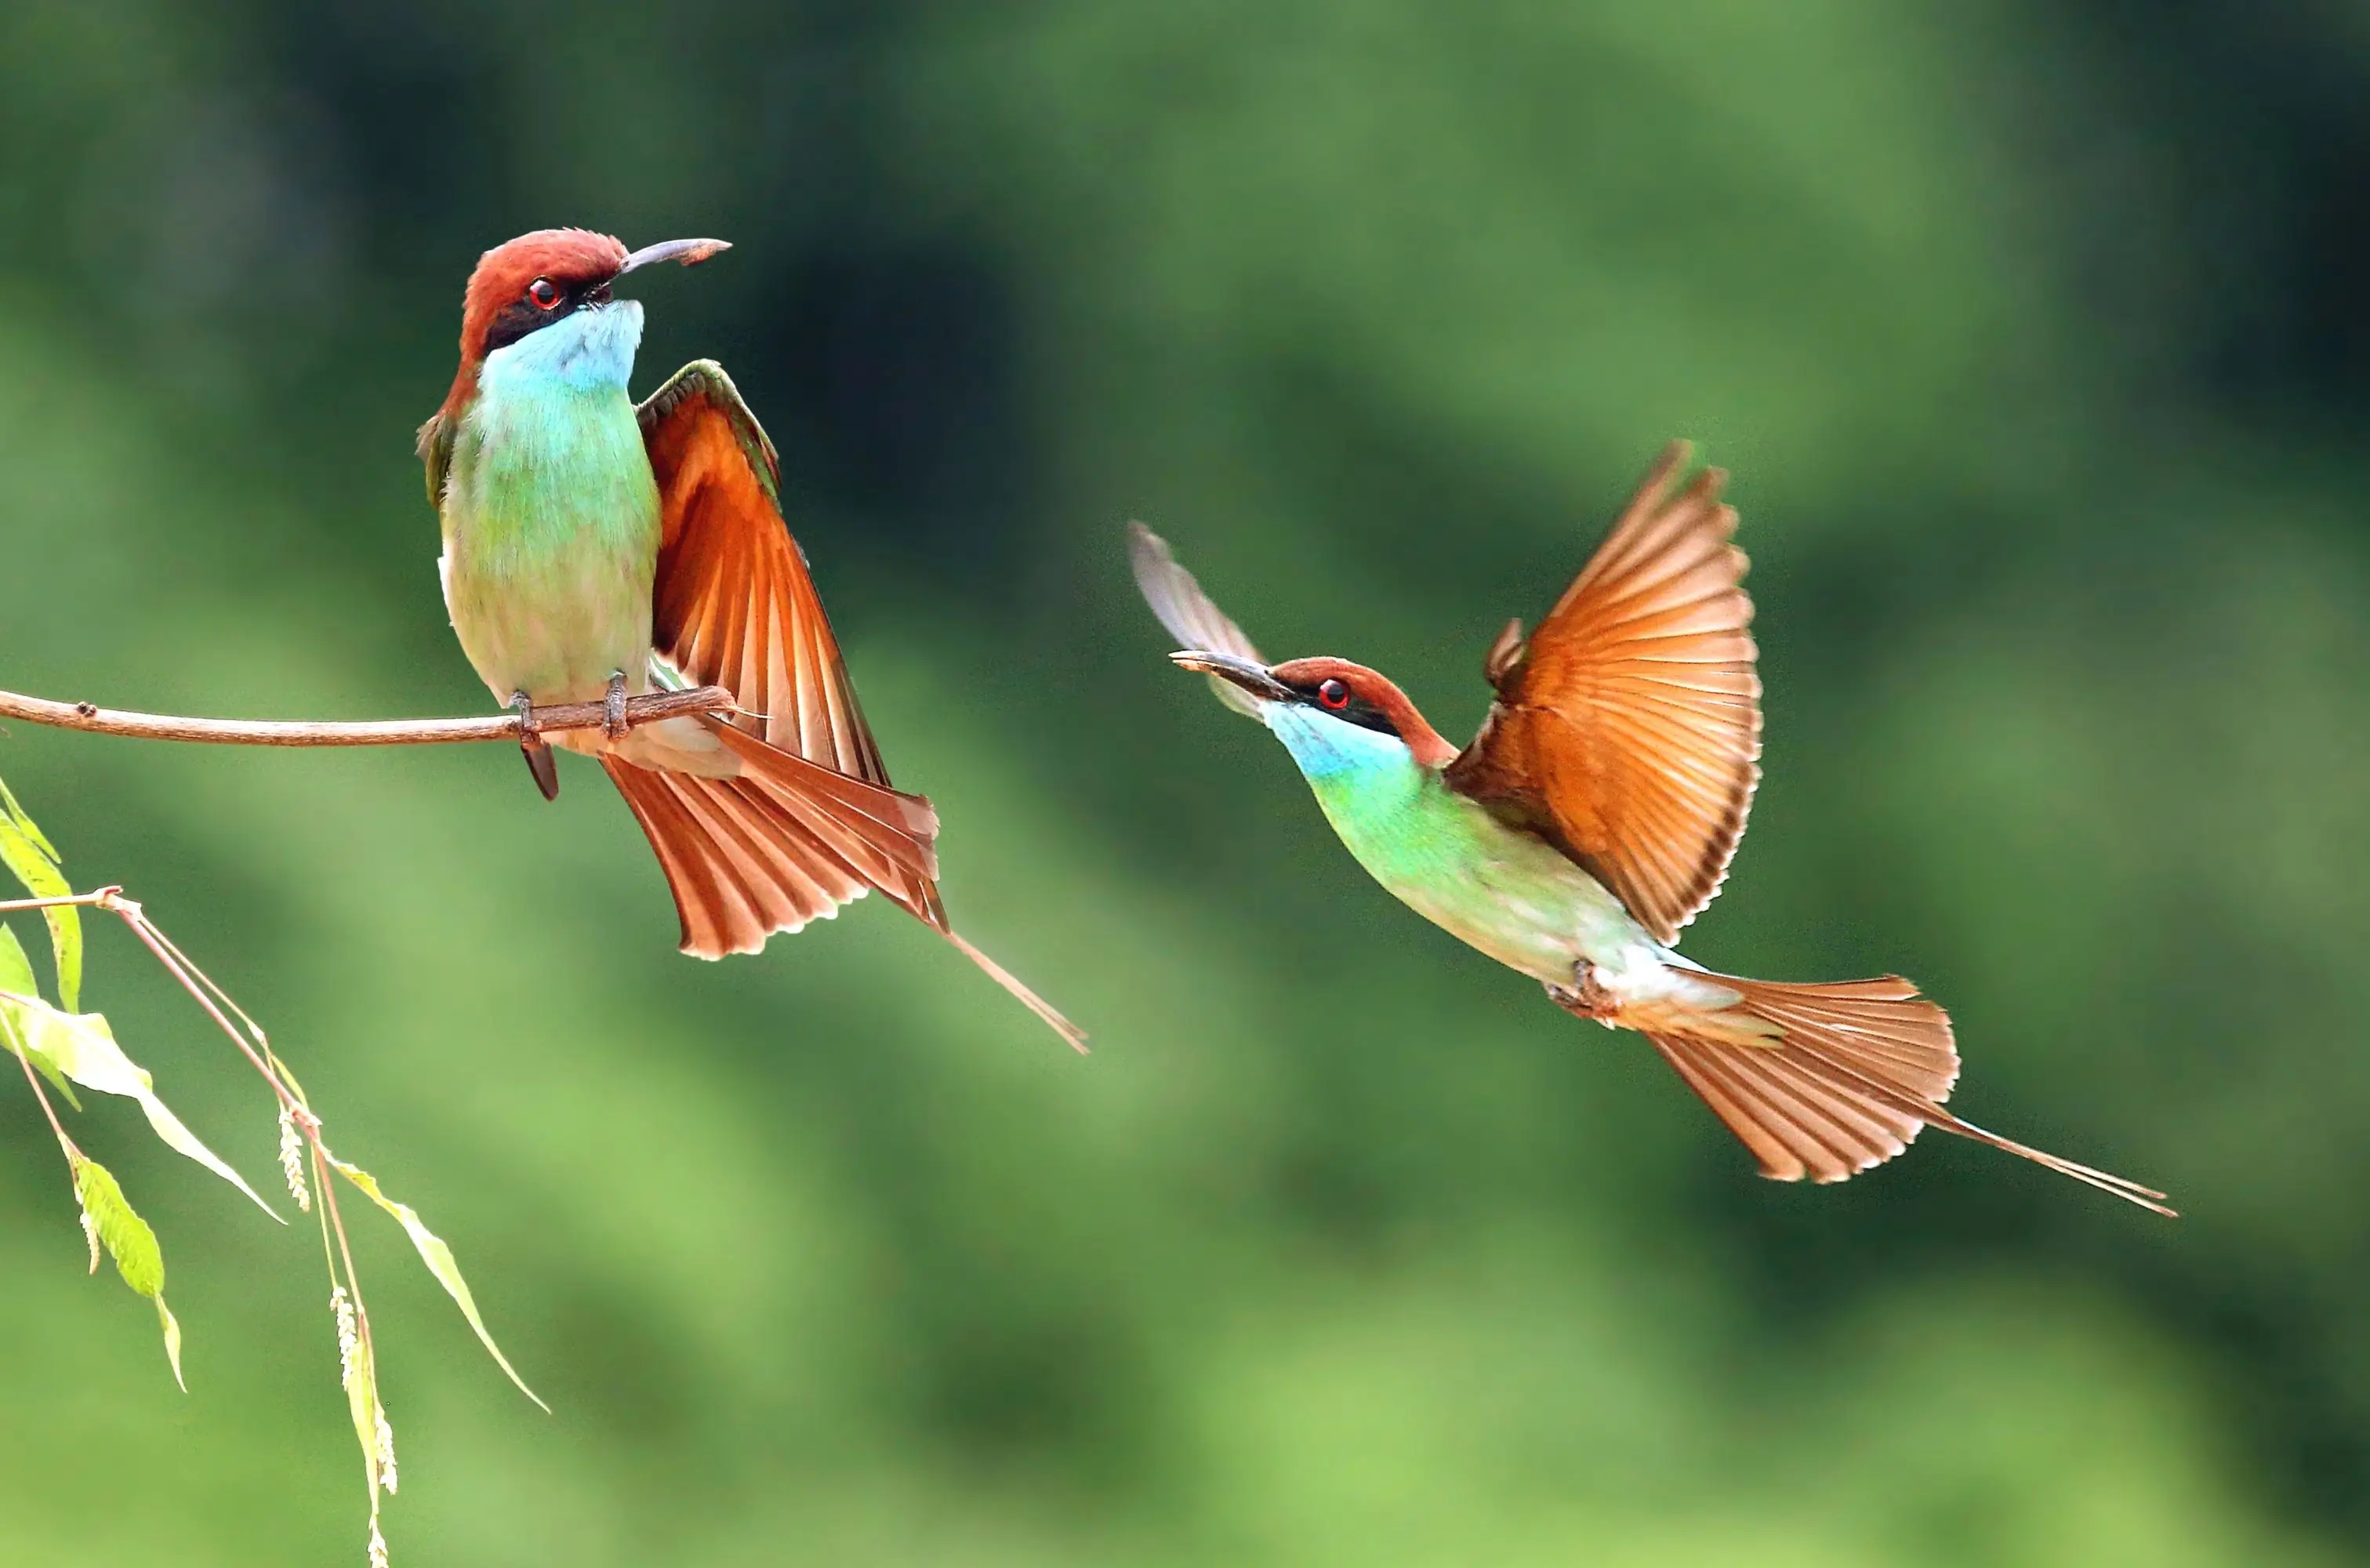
(437, 228, 728, 418)
(1170, 651, 1456, 771)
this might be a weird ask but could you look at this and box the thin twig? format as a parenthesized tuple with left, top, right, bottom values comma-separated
(136, 914, 278, 1064)
(10, 1025, 75, 1156)
(0, 684, 739, 748)
(110, 898, 305, 1120)
(317, 1139, 371, 1391)
(0, 890, 117, 914)
(5, 855, 443, 1558)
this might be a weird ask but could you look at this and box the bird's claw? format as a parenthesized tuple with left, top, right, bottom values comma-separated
(604, 673, 630, 739)
(1545, 959, 1617, 1022)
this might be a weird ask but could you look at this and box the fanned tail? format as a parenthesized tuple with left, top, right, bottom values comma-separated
(1644, 974, 2173, 1216)
(601, 740, 938, 957)
(604, 724, 1084, 1051)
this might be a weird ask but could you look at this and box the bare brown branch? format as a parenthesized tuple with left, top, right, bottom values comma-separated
(0, 685, 739, 748)
(0, 891, 117, 914)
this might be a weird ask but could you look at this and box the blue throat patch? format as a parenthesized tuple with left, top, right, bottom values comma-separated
(479, 299, 645, 399)
(1265, 703, 1414, 780)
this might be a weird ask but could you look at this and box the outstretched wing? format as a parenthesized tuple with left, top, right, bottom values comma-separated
(1444, 443, 1761, 943)
(1128, 522, 1269, 719)
(639, 361, 889, 786)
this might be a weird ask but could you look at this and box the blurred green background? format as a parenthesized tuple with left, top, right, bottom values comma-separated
(2, 2, 2365, 1563)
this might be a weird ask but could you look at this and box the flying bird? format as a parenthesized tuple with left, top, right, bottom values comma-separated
(419, 227, 1080, 1049)
(1131, 445, 2169, 1210)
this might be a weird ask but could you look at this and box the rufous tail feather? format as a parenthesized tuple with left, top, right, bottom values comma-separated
(1640, 974, 2172, 1215)
(942, 930, 1087, 1054)
(604, 725, 1084, 1051)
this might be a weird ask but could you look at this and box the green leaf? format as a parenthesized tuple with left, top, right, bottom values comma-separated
(0, 769, 79, 1010)
(70, 1153, 184, 1389)
(331, 1283, 397, 1502)
(0, 993, 281, 1221)
(48, 903, 79, 1014)
(157, 1300, 183, 1391)
(339, 1288, 381, 1483)
(0, 924, 37, 996)
(332, 1158, 546, 1411)
(0, 925, 82, 1109)
(72, 1156, 161, 1294)
(0, 771, 59, 861)
(0, 816, 80, 1011)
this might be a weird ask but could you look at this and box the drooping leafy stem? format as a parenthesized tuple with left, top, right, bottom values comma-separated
(0, 772, 540, 1568)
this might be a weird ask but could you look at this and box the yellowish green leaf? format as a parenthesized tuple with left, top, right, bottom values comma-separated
(72, 1156, 161, 1294)
(0, 771, 58, 861)
(2, 994, 281, 1220)
(48, 905, 80, 1014)
(0, 926, 82, 1109)
(342, 1294, 381, 1486)
(157, 1299, 185, 1392)
(332, 1283, 396, 1500)
(332, 1158, 546, 1410)
(70, 1154, 184, 1389)
(0, 816, 79, 1011)
(0, 923, 36, 996)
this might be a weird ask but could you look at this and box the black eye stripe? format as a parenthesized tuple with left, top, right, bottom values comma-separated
(1286, 678, 1397, 737)
(480, 275, 613, 356)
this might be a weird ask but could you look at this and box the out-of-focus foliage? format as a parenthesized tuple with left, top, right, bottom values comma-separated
(0, 773, 538, 1564)
(0, 1, 2363, 1562)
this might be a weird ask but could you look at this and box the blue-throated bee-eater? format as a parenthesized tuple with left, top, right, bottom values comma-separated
(419, 227, 1080, 1048)
(1132, 447, 2169, 1209)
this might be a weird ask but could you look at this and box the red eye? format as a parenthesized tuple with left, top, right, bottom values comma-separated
(1317, 678, 1351, 710)
(527, 278, 563, 310)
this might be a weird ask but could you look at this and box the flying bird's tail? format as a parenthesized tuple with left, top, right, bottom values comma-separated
(1628, 973, 2172, 1214)
(602, 725, 1086, 1051)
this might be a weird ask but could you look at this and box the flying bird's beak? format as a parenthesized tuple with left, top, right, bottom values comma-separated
(1170, 649, 1294, 704)
(619, 238, 731, 274)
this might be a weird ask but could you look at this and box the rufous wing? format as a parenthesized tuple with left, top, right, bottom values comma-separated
(1445, 442, 1762, 943)
(634, 363, 1087, 1051)
(640, 361, 891, 786)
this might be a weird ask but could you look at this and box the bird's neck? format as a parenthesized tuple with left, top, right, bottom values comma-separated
(1267, 704, 1428, 784)
(1266, 702, 1648, 982)
(1265, 704, 1457, 856)
(438, 303, 659, 575)
(437, 297, 646, 429)
(445, 304, 648, 511)
(473, 299, 644, 408)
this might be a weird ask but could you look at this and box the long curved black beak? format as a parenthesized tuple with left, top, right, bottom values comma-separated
(1170, 649, 1295, 704)
(620, 238, 731, 274)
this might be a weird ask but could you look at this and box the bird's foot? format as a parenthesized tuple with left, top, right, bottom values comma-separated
(1544, 959, 1617, 1022)
(513, 691, 560, 802)
(604, 671, 630, 739)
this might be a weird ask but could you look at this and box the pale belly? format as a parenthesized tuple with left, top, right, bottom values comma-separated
(441, 535, 655, 708)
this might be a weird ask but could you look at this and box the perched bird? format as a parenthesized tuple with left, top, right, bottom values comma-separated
(419, 227, 1080, 1048)
(1131, 446, 2169, 1210)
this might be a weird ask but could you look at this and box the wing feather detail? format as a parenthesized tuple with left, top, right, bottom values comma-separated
(640, 360, 891, 786)
(1127, 522, 1270, 719)
(1445, 442, 1762, 942)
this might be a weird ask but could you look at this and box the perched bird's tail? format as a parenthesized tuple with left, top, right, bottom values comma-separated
(1639, 973, 2171, 1214)
(601, 725, 1085, 1051)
